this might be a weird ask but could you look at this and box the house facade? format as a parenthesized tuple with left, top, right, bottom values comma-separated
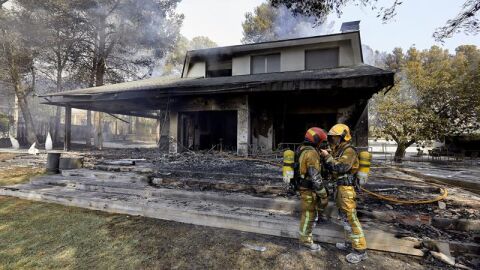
(43, 23, 394, 155)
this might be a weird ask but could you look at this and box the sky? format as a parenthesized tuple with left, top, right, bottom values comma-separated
(177, 0, 479, 53)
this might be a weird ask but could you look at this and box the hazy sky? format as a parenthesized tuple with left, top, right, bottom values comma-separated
(177, 0, 479, 53)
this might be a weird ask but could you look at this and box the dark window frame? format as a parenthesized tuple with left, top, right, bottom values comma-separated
(251, 53, 281, 74)
(305, 48, 340, 70)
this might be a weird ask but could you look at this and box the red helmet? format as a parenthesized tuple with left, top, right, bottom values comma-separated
(304, 127, 327, 146)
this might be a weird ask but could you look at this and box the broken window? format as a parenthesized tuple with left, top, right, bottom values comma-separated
(251, 54, 280, 74)
(305, 48, 339, 69)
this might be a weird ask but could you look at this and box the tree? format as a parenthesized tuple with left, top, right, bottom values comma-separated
(163, 35, 218, 76)
(68, 0, 183, 149)
(271, 0, 480, 41)
(0, 2, 38, 144)
(371, 45, 480, 161)
(406, 46, 480, 136)
(15, 0, 91, 145)
(242, 3, 277, 43)
(241, 3, 334, 44)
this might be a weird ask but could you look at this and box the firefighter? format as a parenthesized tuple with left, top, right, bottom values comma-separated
(319, 124, 367, 264)
(296, 127, 329, 251)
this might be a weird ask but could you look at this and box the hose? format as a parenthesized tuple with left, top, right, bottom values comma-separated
(359, 185, 448, 205)
(228, 155, 448, 205)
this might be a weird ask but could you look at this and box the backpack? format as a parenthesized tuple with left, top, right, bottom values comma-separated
(335, 144, 372, 188)
(290, 145, 315, 191)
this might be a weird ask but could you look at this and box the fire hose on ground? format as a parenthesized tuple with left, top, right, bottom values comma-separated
(228, 155, 448, 205)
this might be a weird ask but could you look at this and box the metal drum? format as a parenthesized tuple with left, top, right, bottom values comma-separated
(46, 152, 61, 174)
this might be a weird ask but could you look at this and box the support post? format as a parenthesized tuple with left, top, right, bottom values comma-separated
(169, 111, 178, 154)
(94, 111, 103, 150)
(237, 95, 250, 156)
(86, 110, 92, 147)
(64, 106, 72, 151)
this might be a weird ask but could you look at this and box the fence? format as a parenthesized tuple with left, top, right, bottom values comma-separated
(373, 147, 479, 166)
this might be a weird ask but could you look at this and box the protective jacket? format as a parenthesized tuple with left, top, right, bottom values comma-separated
(297, 144, 328, 244)
(323, 141, 366, 251)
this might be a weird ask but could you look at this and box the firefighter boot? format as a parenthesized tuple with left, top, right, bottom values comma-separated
(301, 242, 322, 251)
(335, 241, 352, 251)
(346, 250, 368, 264)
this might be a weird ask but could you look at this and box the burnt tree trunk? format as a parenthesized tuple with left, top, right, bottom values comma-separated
(15, 90, 37, 144)
(93, 15, 108, 150)
(86, 51, 96, 147)
(2, 32, 38, 145)
(53, 42, 65, 146)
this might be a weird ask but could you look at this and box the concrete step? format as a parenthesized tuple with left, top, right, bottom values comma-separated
(92, 164, 154, 174)
(153, 176, 285, 195)
(154, 169, 282, 183)
(30, 175, 300, 214)
(0, 182, 425, 257)
(61, 169, 150, 182)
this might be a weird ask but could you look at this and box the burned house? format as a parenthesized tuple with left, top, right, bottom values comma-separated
(43, 24, 394, 155)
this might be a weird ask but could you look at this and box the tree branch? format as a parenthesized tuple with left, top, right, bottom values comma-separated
(433, 0, 480, 41)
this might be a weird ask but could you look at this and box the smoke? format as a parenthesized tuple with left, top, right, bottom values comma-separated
(272, 5, 335, 39)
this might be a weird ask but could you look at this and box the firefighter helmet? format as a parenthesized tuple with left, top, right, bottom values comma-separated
(328, 124, 352, 141)
(304, 127, 327, 146)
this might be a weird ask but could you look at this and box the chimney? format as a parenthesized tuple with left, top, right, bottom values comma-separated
(340, 21, 360, 33)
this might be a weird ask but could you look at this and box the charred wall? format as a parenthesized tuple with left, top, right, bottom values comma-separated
(249, 91, 371, 151)
(166, 94, 250, 155)
(165, 88, 374, 155)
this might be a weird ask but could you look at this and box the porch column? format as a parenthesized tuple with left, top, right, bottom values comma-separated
(64, 106, 72, 151)
(237, 95, 250, 156)
(353, 101, 369, 148)
(86, 110, 92, 147)
(94, 112, 103, 150)
(169, 111, 178, 154)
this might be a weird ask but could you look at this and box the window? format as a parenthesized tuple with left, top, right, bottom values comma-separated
(206, 59, 232, 77)
(251, 54, 280, 74)
(305, 48, 339, 70)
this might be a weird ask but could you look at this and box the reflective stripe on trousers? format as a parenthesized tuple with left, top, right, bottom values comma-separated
(299, 188, 328, 244)
(335, 185, 367, 250)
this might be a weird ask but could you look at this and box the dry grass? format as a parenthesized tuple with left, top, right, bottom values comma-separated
(0, 153, 442, 270)
(0, 167, 45, 186)
(0, 196, 435, 270)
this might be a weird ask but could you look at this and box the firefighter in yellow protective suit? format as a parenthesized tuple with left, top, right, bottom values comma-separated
(296, 127, 329, 251)
(320, 124, 367, 264)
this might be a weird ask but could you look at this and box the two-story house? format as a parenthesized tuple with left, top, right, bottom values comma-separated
(43, 22, 394, 155)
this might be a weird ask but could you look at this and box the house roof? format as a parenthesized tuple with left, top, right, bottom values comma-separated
(41, 64, 394, 117)
(185, 31, 361, 58)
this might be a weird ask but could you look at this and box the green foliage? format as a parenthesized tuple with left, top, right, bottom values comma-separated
(241, 3, 277, 44)
(163, 35, 218, 76)
(371, 45, 480, 160)
(241, 2, 334, 44)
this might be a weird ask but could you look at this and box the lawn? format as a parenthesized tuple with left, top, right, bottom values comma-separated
(0, 153, 435, 270)
(0, 196, 434, 270)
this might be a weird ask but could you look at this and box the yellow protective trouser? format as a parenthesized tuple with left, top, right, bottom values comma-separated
(299, 188, 328, 244)
(335, 185, 367, 250)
